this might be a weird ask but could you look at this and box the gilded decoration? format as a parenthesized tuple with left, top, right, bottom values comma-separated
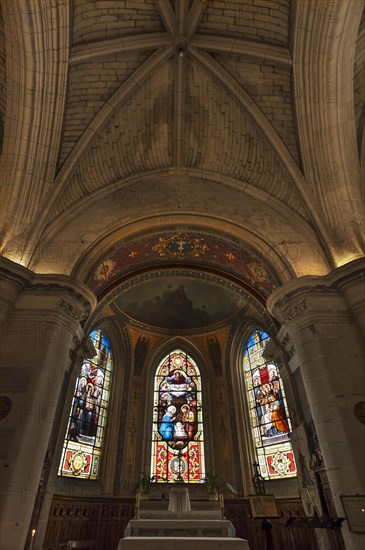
(93, 259, 116, 281)
(86, 229, 280, 298)
(247, 261, 269, 282)
(152, 233, 209, 259)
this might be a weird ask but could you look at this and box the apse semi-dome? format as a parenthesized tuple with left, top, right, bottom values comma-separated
(114, 272, 247, 330)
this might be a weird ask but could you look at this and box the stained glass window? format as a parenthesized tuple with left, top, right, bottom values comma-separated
(243, 330, 297, 479)
(151, 349, 205, 483)
(58, 330, 112, 479)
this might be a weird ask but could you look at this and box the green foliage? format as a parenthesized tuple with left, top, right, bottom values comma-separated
(132, 472, 156, 493)
(204, 468, 238, 494)
(204, 467, 220, 492)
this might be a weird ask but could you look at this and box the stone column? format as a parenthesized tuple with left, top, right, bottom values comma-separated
(31, 336, 97, 550)
(0, 258, 96, 550)
(267, 259, 365, 550)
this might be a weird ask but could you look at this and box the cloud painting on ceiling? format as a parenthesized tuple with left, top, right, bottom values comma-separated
(114, 276, 246, 330)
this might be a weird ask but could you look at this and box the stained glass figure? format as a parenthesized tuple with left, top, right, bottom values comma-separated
(58, 330, 112, 479)
(151, 349, 205, 483)
(244, 330, 297, 479)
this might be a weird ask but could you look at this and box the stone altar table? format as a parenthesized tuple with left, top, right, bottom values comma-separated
(118, 488, 250, 550)
(124, 518, 236, 538)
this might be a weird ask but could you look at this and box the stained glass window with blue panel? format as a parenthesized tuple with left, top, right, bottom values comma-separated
(58, 330, 112, 479)
(151, 349, 205, 483)
(244, 330, 297, 479)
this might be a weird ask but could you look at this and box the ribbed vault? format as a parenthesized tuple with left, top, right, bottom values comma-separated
(0, 0, 363, 279)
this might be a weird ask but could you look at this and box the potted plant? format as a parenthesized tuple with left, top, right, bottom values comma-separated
(205, 467, 220, 500)
(133, 472, 155, 499)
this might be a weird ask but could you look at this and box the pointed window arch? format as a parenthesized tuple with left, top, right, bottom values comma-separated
(151, 349, 205, 483)
(243, 330, 297, 479)
(58, 330, 112, 479)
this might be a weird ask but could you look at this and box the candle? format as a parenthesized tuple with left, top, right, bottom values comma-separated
(29, 529, 36, 550)
(219, 494, 224, 508)
(136, 493, 140, 509)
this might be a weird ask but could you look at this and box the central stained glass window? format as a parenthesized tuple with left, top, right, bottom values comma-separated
(151, 349, 205, 482)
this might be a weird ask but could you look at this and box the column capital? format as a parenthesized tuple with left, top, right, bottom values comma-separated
(267, 258, 365, 328)
(0, 256, 97, 325)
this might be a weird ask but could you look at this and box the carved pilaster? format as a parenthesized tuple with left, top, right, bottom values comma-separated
(0, 259, 97, 550)
(267, 261, 365, 550)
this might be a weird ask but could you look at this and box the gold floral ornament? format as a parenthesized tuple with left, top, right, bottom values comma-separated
(271, 452, 292, 476)
(93, 259, 116, 281)
(247, 261, 269, 282)
(152, 233, 209, 259)
(70, 451, 87, 476)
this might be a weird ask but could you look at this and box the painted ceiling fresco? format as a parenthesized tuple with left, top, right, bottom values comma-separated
(114, 275, 247, 330)
(86, 230, 280, 298)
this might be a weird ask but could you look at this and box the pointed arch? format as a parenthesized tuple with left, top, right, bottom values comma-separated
(151, 348, 206, 483)
(243, 329, 297, 479)
(58, 329, 113, 480)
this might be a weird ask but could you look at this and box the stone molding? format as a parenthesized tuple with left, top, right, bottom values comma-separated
(267, 258, 365, 326)
(285, 299, 308, 321)
(0, 0, 70, 252)
(59, 299, 82, 322)
(0, 257, 34, 320)
(292, 0, 363, 253)
(0, 257, 97, 323)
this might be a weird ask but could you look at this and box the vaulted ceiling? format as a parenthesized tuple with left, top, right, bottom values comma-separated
(0, 0, 364, 285)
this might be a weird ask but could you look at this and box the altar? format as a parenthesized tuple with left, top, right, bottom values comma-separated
(117, 536, 250, 549)
(117, 487, 250, 550)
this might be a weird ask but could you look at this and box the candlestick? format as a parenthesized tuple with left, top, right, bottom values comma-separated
(135, 492, 141, 518)
(29, 529, 36, 550)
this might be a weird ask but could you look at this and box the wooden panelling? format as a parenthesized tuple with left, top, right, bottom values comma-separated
(43, 495, 343, 550)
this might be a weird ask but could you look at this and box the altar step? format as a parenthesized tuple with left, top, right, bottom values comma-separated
(124, 518, 235, 538)
(118, 536, 250, 550)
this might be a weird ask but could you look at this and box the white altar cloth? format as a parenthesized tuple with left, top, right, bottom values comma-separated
(117, 536, 250, 550)
(168, 486, 191, 513)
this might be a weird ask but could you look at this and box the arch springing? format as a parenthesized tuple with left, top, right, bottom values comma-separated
(243, 330, 297, 479)
(151, 349, 205, 483)
(58, 330, 112, 479)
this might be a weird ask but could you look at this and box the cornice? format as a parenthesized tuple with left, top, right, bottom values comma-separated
(0, 256, 34, 288)
(328, 257, 365, 289)
(27, 275, 97, 317)
(267, 258, 365, 323)
(0, 256, 97, 321)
